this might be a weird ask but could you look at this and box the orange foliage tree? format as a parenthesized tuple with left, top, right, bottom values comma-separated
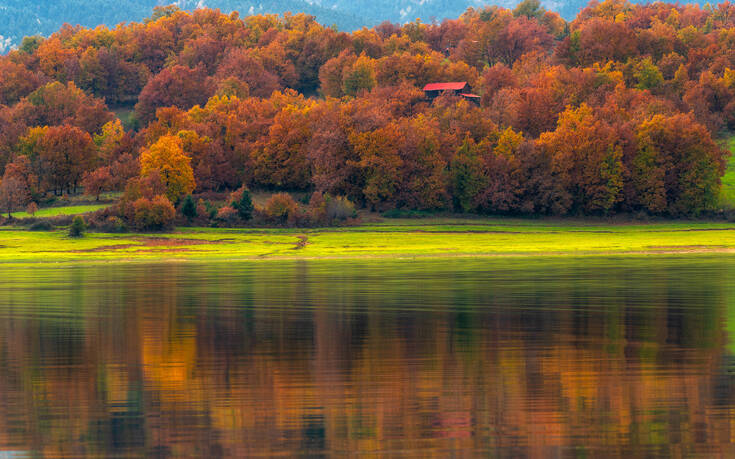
(139, 135, 196, 203)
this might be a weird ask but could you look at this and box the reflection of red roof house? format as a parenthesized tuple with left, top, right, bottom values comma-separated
(423, 82, 480, 104)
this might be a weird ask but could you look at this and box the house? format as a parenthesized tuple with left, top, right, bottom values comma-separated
(422, 82, 480, 104)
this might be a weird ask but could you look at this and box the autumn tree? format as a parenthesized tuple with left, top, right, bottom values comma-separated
(139, 134, 196, 203)
(264, 192, 300, 225)
(633, 113, 723, 215)
(342, 55, 377, 97)
(135, 65, 213, 125)
(94, 119, 127, 164)
(351, 115, 447, 210)
(24, 81, 113, 134)
(26, 202, 38, 217)
(38, 125, 97, 195)
(450, 138, 485, 213)
(307, 99, 363, 199)
(0, 59, 47, 106)
(475, 127, 526, 214)
(538, 104, 624, 214)
(215, 49, 282, 98)
(252, 103, 313, 190)
(0, 176, 30, 218)
(2, 155, 37, 200)
(82, 166, 113, 201)
(319, 50, 356, 98)
(489, 17, 553, 66)
(133, 195, 177, 230)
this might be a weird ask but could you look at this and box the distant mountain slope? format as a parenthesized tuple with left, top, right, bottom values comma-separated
(0, 0, 705, 51)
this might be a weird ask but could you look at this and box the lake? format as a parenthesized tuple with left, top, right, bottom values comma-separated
(0, 256, 734, 457)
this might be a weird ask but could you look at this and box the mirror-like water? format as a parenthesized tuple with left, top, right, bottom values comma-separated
(1, 257, 734, 457)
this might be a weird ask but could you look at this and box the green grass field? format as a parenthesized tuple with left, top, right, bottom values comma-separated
(2, 217, 735, 264)
(10, 204, 109, 219)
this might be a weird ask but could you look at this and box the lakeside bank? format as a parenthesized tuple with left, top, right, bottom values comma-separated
(2, 217, 735, 264)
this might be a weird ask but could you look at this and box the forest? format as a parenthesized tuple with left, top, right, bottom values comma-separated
(0, 0, 734, 230)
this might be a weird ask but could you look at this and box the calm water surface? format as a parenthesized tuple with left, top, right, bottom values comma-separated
(1, 256, 735, 457)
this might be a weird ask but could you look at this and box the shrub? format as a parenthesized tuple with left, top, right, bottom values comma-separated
(381, 209, 437, 218)
(196, 199, 208, 221)
(181, 194, 197, 221)
(48, 215, 74, 227)
(327, 195, 357, 221)
(26, 202, 38, 217)
(203, 200, 218, 219)
(308, 192, 328, 225)
(308, 193, 357, 225)
(69, 215, 86, 237)
(99, 216, 127, 233)
(29, 221, 54, 231)
(264, 193, 299, 225)
(118, 173, 166, 222)
(133, 195, 176, 230)
(216, 205, 239, 224)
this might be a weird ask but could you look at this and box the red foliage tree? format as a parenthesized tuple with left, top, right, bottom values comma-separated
(38, 125, 97, 195)
(82, 166, 114, 200)
(135, 65, 214, 124)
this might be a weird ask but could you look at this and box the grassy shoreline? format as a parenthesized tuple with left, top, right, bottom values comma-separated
(2, 217, 735, 264)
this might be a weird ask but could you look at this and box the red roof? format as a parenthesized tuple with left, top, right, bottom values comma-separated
(423, 82, 468, 91)
(460, 93, 480, 98)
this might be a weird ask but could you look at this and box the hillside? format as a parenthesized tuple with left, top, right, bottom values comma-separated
(0, 0, 707, 51)
(1, 1, 734, 231)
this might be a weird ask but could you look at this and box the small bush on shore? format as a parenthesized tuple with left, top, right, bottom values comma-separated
(26, 202, 38, 217)
(69, 216, 86, 237)
(264, 193, 299, 225)
(133, 195, 176, 230)
(29, 221, 54, 231)
(327, 195, 357, 221)
(215, 205, 239, 225)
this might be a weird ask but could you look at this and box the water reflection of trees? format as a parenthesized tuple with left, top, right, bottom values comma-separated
(0, 259, 733, 456)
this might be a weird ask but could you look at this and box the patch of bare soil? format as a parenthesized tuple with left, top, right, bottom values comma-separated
(73, 244, 138, 253)
(293, 235, 309, 249)
(71, 237, 237, 253)
(646, 245, 725, 250)
(134, 237, 236, 246)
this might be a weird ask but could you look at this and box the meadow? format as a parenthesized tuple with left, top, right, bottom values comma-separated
(9, 204, 109, 219)
(2, 217, 735, 264)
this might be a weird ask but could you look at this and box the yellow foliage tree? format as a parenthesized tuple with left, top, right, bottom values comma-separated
(139, 134, 196, 203)
(94, 119, 125, 162)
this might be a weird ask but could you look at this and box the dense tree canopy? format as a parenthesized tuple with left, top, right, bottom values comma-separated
(0, 0, 733, 220)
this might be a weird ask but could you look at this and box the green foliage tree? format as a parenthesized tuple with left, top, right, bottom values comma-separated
(342, 56, 376, 97)
(450, 139, 485, 213)
(69, 215, 86, 237)
(513, 0, 545, 19)
(181, 194, 197, 222)
(236, 189, 254, 221)
(634, 58, 664, 91)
